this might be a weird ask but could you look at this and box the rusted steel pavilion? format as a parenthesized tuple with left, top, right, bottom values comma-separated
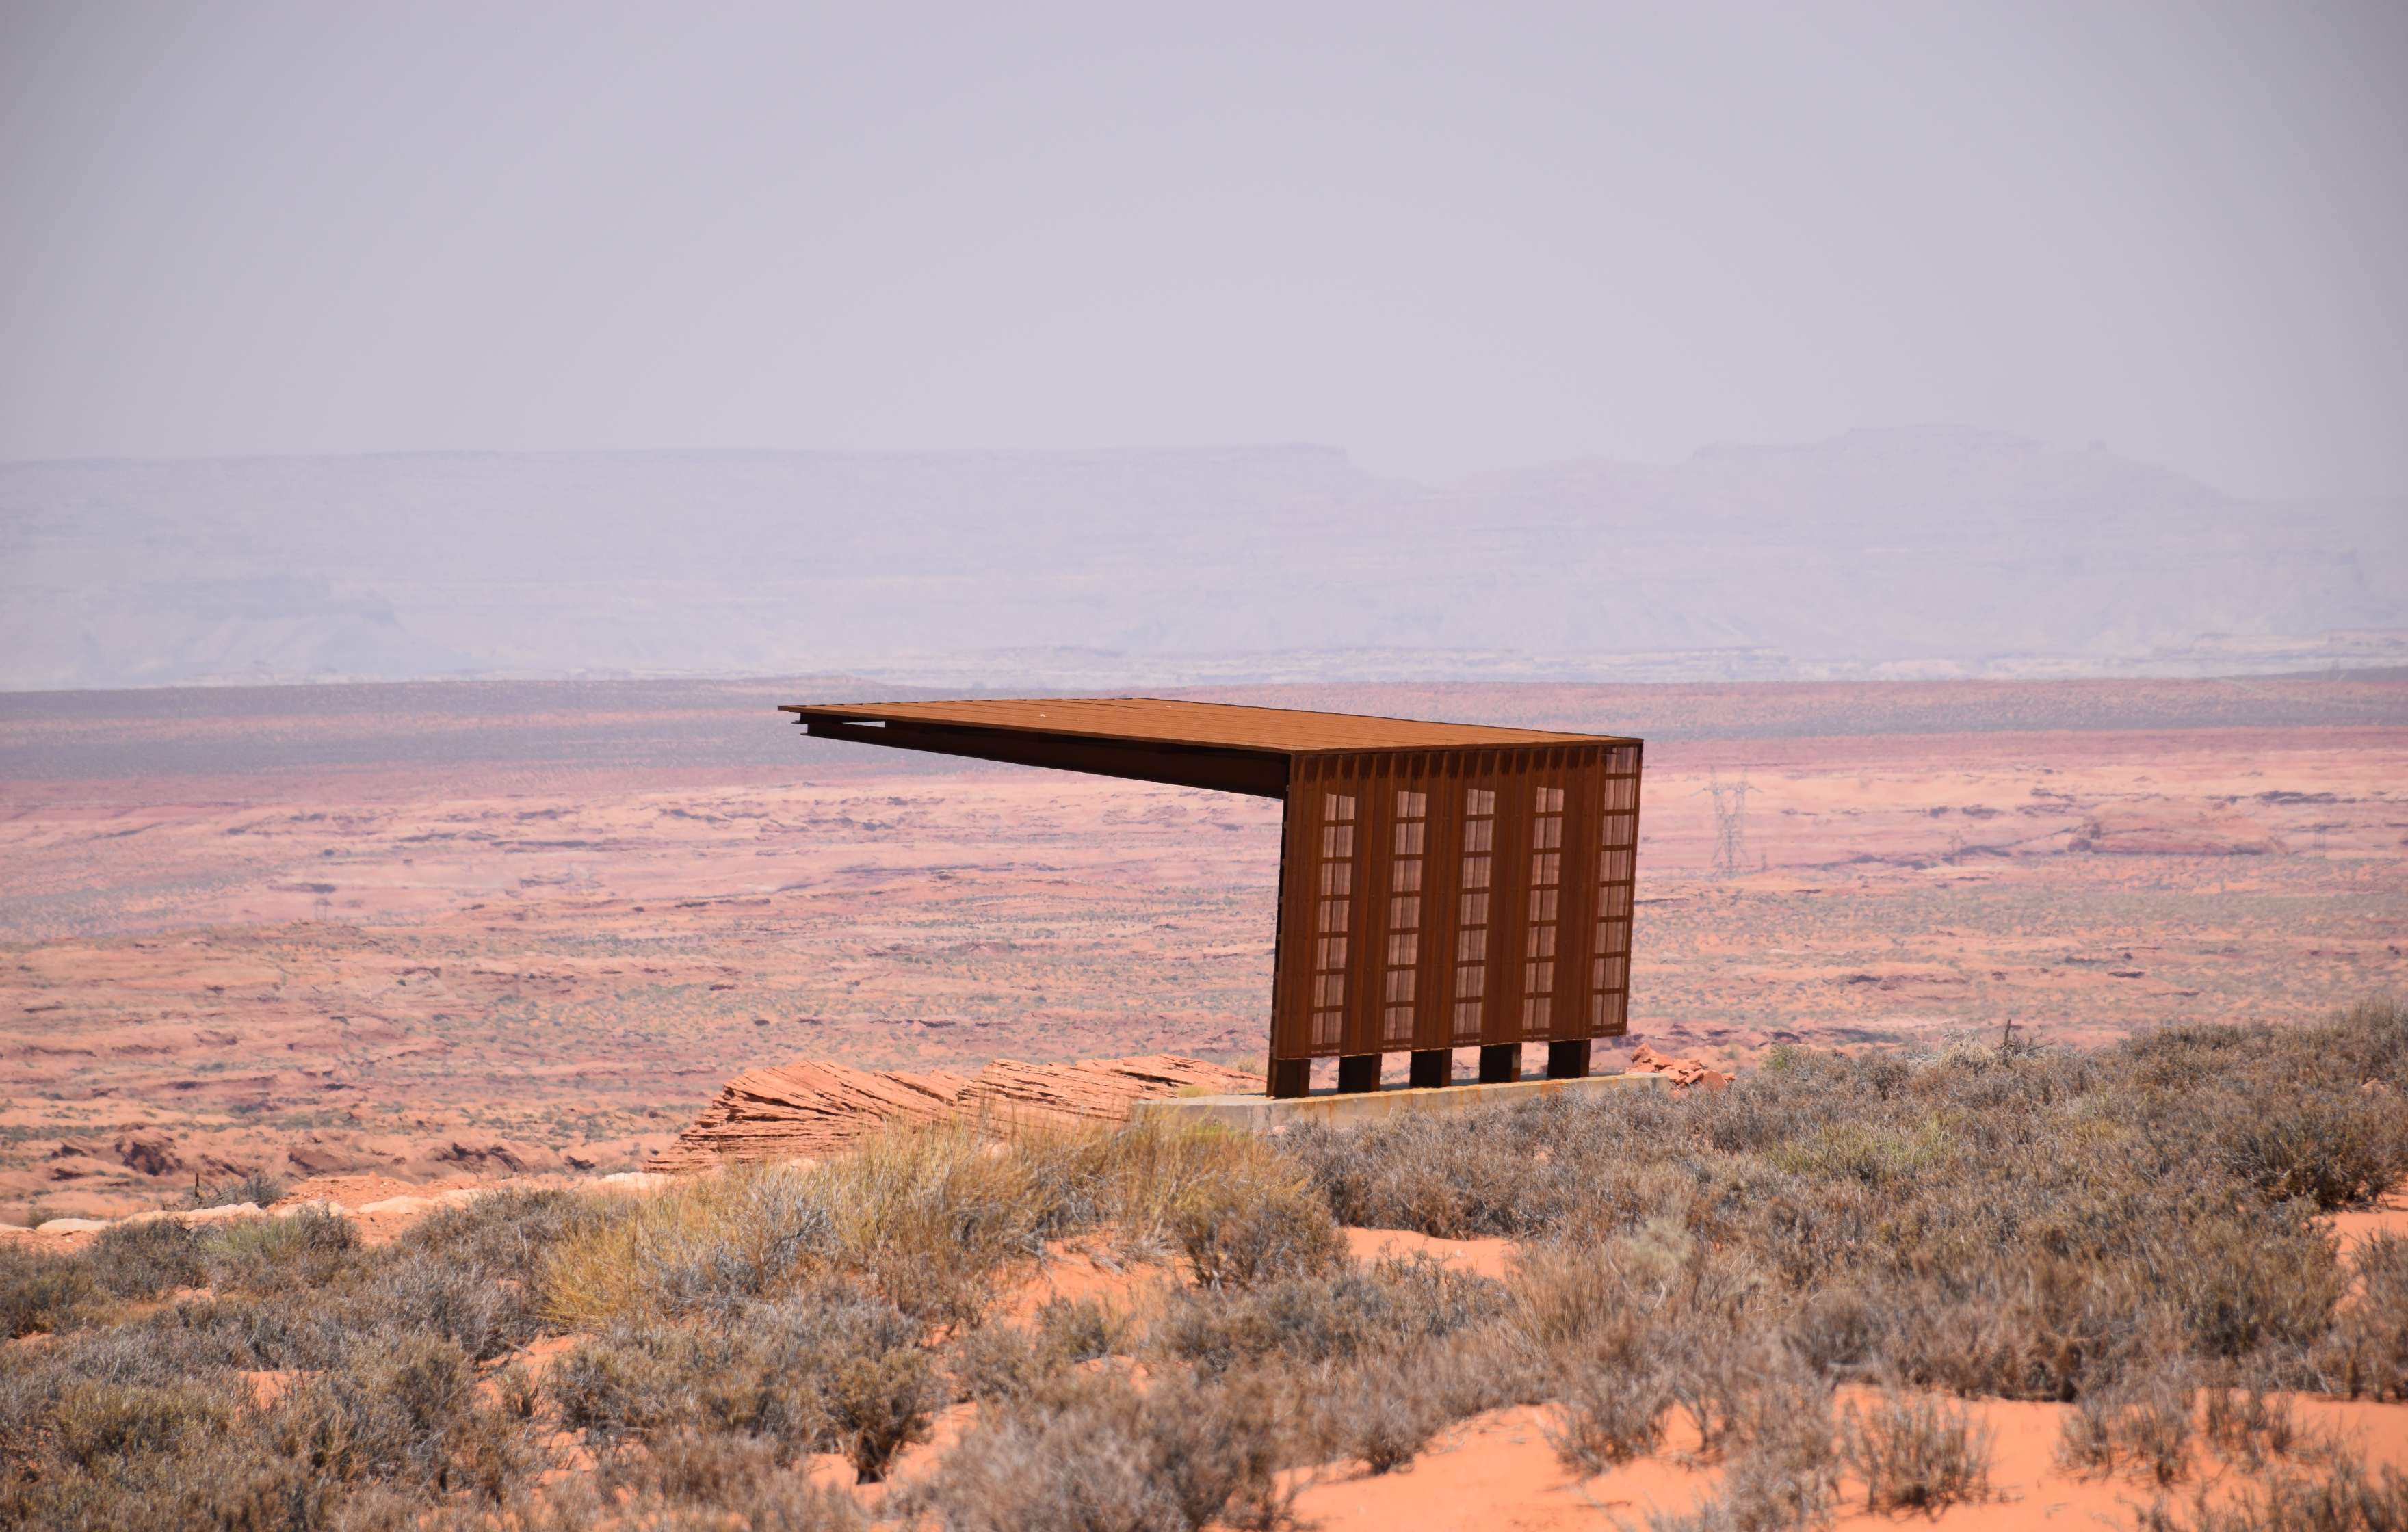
(785, 698, 1642, 1099)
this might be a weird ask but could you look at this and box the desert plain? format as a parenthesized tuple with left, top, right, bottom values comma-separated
(3, 672, 2403, 1220)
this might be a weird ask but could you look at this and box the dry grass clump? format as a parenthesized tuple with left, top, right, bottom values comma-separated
(1840, 1388, 1993, 1514)
(1144, 1251, 1523, 1476)
(552, 1282, 934, 1480)
(2324, 1232, 2408, 1401)
(898, 1366, 1294, 1532)
(2136, 1445, 2408, 1532)
(1, 1241, 97, 1337)
(1512, 1219, 1776, 1472)
(2057, 1359, 2197, 1483)
(83, 1218, 207, 1299)
(2201, 1385, 2303, 1470)
(547, 1115, 1307, 1329)
(186, 1168, 285, 1210)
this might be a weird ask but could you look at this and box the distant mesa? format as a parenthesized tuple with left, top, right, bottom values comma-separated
(649, 1053, 1259, 1172)
(2068, 810, 2285, 857)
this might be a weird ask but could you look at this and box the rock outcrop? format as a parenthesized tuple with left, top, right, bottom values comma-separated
(956, 1055, 1259, 1127)
(647, 1060, 973, 1171)
(2068, 811, 2284, 856)
(1624, 1042, 1734, 1093)
(650, 1054, 1255, 1172)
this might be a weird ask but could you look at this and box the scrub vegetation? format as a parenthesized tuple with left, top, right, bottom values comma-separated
(3, 1001, 2405, 1529)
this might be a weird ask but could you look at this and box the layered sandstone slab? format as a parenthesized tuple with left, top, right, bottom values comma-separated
(647, 1060, 973, 1171)
(955, 1054, 1261, 1127)
(650, 1054, 1254, 1172)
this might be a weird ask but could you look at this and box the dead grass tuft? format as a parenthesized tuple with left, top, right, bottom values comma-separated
(1840, 1388, 1993, 1514)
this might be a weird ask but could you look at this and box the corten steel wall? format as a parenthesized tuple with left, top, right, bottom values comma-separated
(1270, 743, 1641, 1064)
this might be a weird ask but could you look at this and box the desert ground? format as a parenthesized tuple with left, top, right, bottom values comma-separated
(2, 674, 2403, 1219)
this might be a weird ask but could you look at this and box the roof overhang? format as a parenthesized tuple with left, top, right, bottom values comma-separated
(789, 709, 1290, 796)
(783, 697, 1637, 802)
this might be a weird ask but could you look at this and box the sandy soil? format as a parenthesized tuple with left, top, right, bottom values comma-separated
(3, 676, 2403, 1219)
(1287, 1389, 2408, 1531)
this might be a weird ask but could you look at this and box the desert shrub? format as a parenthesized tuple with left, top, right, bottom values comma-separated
(552, 1284, 926, 1464)
(401, 1187, 590, 1295)
(345, 1191, 594, 1362)
(1, 1241, 97, 1336)
(549, 1119, 1289, 1329)
(951, 1322, 1047, 1403)
(0, 1326, 542, 1530)
(46, 1375, 244, 1472)
(1153, 1256, 1506, 1377)
(1300, 1005, 2408, 1407)
(1650, 1377, 1838, 1532)
(594, 1428, 867, 1529)
(2201, 1386, 2301, 1470)
(1317, 1350, 1447, 1474)
(951, 1296, 1141, 1408)
(1512, 1219, 1772, 1470)
(902, 1367, 1291, 1532)
(2213, 1092, 2408, 1211)
(367, 1250, 542, 1362)
(825, 1345, 940, 1481)
(2058, 1360, 2195, 1484)
(1290, 1333, 1528, 1476)
(83, 1218, 207, 1299)
(1288, 1087, 1689, 1239)
(188, 1168, 285, 1210)
(1016, 1115, 1309, 1258)
(2322, 1234, 2408, 1401)
(1840, 1390, 1991, 1514)
(204, 1206, 364, 1295)
(1549, 1357, 1673, 1469)
(1656, 1358, 1839, 1532)
(2136, 1445, 2408, 1532)
(1033, 1294, 1129, 1364)
(272, 1332, 526, 1497)
(1173, 1161, 1342, 1291)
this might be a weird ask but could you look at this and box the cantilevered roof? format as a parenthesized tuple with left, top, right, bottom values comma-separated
(783, 697, 1636, 798)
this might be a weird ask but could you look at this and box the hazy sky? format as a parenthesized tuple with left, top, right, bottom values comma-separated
(2, 1, 2401, 496)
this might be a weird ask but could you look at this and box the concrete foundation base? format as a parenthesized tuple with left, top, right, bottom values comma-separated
(1129, 1069, 1668, 1133)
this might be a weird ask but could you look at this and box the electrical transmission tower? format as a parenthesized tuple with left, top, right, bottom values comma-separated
(1696, 769, 1754, 878)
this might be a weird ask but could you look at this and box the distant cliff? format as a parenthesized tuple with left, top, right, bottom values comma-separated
(4, 428, 2401, 689)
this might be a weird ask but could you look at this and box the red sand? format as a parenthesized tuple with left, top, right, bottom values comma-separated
(1287, 1389, 2408, 1531)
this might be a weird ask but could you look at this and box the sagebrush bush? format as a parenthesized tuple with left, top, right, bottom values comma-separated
(83, 1218, 207, 1299)
(551, 1282, 928, 1471)
(1152, 1255, 1506, 1377)
(2324, 1233, 2408, 1401)
(2136, 1446, 2408, 1532)
(2058, 1359, 2196, 1484)
(1292, 1000, 2408, 1404)
(187, 1168, 285, 1210)
(1841, 1390, 1992, 1514)
(205, 1206, 365, 1295)
(902, 1367, 1292, 1532)
(1, 1241, 96, 1337)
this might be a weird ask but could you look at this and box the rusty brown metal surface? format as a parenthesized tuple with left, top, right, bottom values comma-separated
(1271, 743, 1640, 1077)
(783, 696, 1635, 754)
(785, 696, 1642, 1095)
